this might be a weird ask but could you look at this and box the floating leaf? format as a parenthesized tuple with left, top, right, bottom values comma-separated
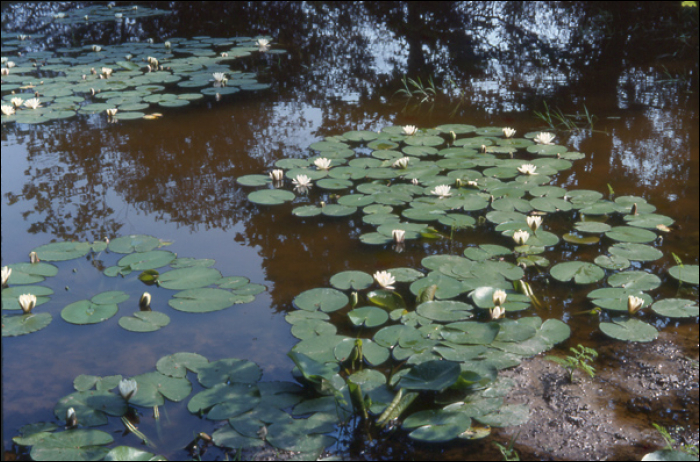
(248, 189, 296, 205)
(293, 288, 348, 312)
(118, 311, 170, 332)
(168, 288, 250, 313)
(400, 360, 461, 391)
(197, 358, 262, 388)
(348, 306, 389, 328)
(416, 301, 472, 322)
(668, 265, 699, 284)
(54, 390, 127, 427)
(73, 375, 122, 392)
(594, 254, 630, 270)
(32, 241, 92, 261)
(26, 429, 113, 461)
(587, 288, 653, 312)
(607, 271, 661, 291)
(108, 235, 162, 254)
(158, 267, 222, 290)
(550, 261, 605, 284)
(605, 226, 658, 243)
(130, 372, 192, 407)
(403, 410, 471, 443)
(651, 299, 699, 318)
(116, 250, 176, 271)
(103, 446, 167, 461)
(61, 300, 118, 325)
(91, 291, 129, 305)
(608, 243, 663, 262)
(2, 285, 53, 310)
(2, 313, 52, 337)
(5, 262, 58, 284)
(599, 317, 658, 342)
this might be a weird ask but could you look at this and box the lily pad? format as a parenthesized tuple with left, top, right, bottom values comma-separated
(608, 243, 663, 262)
(348, 306, 389, 328)
(668, 265, 699, 284)
(550, 262, 605, 284)
(197, 358, 262, 388)
(130, 372, 192, 407)
(594, 254, 631, 270)
(32, 241, 92, 261)
(108, 235, 162, 253)
(73, 375, 122, 392)
(605, 226, 658, 243)
(103, 446, 167, 461)
(61, 300, 118, 325)
(400, 360, 461, 391)
(403, 410, 472, 443)
(587, 288, 653, 312)
(599, 317, 658, 342)
(416, 301, 473, 322)
(248, 189, 296, 205)
(54, 390, 127, 427)
(607, 271, 661, 291)
(293, 288, 348, 312)
(5, 262, 59, 284)
(2, 312, 52, 337)
(158, 267, 222, 290)
(651, 299, 699, 318)
(117, 251, 176, 271)
(2, 285, 53, 310)
(24, 429, 114, 461)
(118, 311, 170, 332)
(168, 288, 250, 313)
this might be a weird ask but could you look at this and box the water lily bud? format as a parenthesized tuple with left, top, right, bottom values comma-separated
(106, 108, 118, 117)
(392, 229, 405, 243)
(114, 13, 122, 19)
(164, 41, 171, 49)
(627, 295, 644, 315)
(29, 251, 39, 263)
(199, 432, 213, 443)
(215, 93, 221, 101)
(221, 52, 229, 57)
(450, 130, 456, 141)
(411, 178, 419, 185)
(526, 216, 542, 232)
(2, 266, 11, 287)
(351, 291, 358, 307)
(139, 292, 151, 310)
(513, 230, 530, 245)
(467, 180, 478, 188)
(119, 378, 138, 402)
(517, 280, 534, 297)
(18, 294, 36, 313)
(455, 178, 463, 187)
(66, 407, 78, 428)
(490, 306, 504, 320)
(480, 145, 487, 153)
(630, 203, 638, 216)
(492, 289, 507, 307)
(269, 169, 284, 182)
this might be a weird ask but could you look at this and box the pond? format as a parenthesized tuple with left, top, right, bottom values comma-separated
(1, 2, 698, 460)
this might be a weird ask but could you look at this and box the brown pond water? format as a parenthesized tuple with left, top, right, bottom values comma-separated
(2, 2, 698, 460)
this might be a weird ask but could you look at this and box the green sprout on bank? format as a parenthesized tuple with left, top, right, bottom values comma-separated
(493, 430, 521, 461)
(534, 101, 601, 133)
(544, 344, 598, 383)
(652, 423, 699, 458)
(395, 75, 438, 102)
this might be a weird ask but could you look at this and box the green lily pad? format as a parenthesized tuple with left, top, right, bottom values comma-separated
(117, 251, 177, 271)
(248, 189, 296, 205)
(108, 235, 162, 253)
(62, 300, 118, 325)
(651, 299, 699, 318)
(103, 446, 167, 461)
(170, 258, 216, 268)
(158, 267, 222, 290)
(403, 410, 472, 443)
(321, 204, 357, 217)
(197, 358, 262, 388)
(574, 221, 612, 233)
(587, 288, 653, 312)
(607, 271, 661, 291)
(291, 319, 337, 340)
(416, 301, 473, 322)
(550, 262, 605, 284)
(2, 285, 53, 310)
(130, 372, 192, 407)
(73, 375, 122, 392)
(625, 214, 674, 229)
(605, 226, 658, 243)
(32, 241, 92, 261)
(348, 306, 389, 328)
(25, 429, 114, 461)
(367, 289, 407, 311)
(5, 262, 59, 284)
(293, 288, 348, 312)
(594, 254, 631, 270)
(400, 360, 461, 391)
(118, 311, 170, 332)
(90, 291, 129, 305)
(168, 288, 251, 313)
(54, 390, 127, 427)
(668, 265, 699, 284)
(2, 312, 52, 337)
(562, 233, 600, 245)
(599, 317, 658, 342)
(334, 338, 390, 366)
(608, 243, 663, 262)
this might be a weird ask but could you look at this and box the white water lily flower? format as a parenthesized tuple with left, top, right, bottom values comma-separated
(139, 292, 151, 310)
(2, 266, 11, 286)
(374, 271, 395, 290)
(534, 132, 555, 145)
(526, 216, 542, 232)
(411, 178, 420, 185)
(29, 251, 39, 263)
(627, 295, 644, 315)
(212, 72, 227, 82)
(503, 127, 516, 138)
(1, 68, 9, 75)
(119, 378, 138, 401)
(11, 97, 23, 107)
(517, 164, 537, 175)
(431, 185, 452, 198)
(292, 174, 312, 188)
(101, 67, 113, 77)
(513, 229, 530, 245)
(18, 294, 37, 314)
(467, 180, 479, 188)
(54, 12, 66, 19)
(269, 169, 284, 181)
(402, 125, 417, 136)
(66, 407, 77, 427)
(23, 98, 42, 110)
(492, 289, 507, 307)
(164, 41, 171, 49)
(92, 45, 101, 52)
(392, 157, 410, 169)
(314, 158, 332, 170)
(392, 229, 405, 243)
(6, 61, 15, 68)
(114, 13, 122, 19)
(1, 105, 15, 116)
(256, 38, 270, 51)
(490, 305, 505, 320)
(106, 108, 118, 117)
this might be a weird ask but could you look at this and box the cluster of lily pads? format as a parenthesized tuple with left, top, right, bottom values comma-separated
(239, 124, 698, 344)
(1, 8, 282, 124)
(10, 351, 344, 460)
(1, 234, 266, 337)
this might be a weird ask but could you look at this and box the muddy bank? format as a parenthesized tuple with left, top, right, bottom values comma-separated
(496, 332, 699, 460)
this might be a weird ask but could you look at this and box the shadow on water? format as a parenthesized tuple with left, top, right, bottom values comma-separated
(1, 1, 698, 460)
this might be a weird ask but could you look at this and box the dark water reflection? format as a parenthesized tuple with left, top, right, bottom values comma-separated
(2, 2, 698, 460)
